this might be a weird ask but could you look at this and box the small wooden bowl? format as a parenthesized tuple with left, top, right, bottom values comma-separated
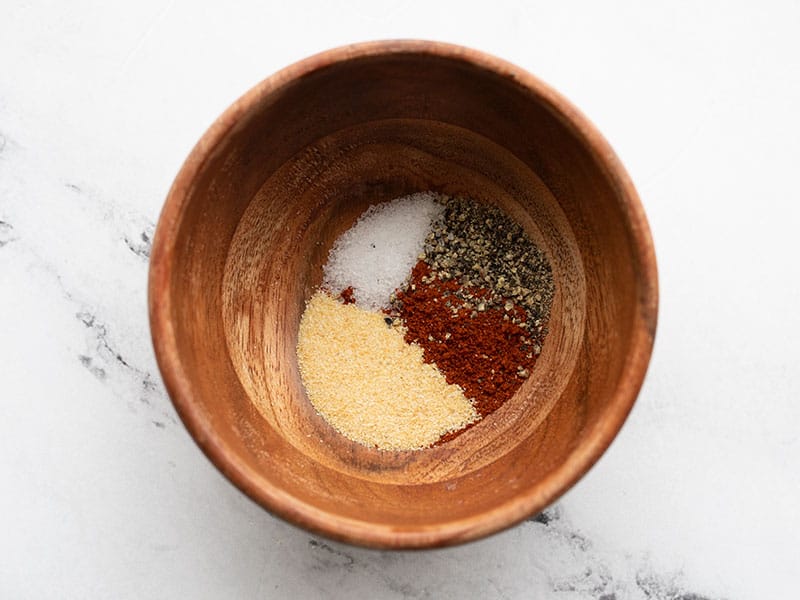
(149, 41, 657, 548)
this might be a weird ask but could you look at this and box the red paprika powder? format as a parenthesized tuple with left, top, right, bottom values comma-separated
(394, 261, 537, 441)
(338, 286, 356, 305)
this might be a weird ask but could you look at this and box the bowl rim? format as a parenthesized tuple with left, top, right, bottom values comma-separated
(148, 39, 659, 549)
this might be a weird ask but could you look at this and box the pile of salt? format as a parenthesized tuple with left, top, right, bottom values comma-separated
(322, 192, 444, 310)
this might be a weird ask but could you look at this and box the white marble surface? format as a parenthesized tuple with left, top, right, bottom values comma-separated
(1, 2, 798, 598)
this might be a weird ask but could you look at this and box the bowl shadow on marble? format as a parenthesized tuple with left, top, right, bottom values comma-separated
(148, 40, 657, 549)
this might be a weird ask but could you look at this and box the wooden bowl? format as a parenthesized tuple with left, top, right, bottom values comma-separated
(149, 41, 658, 548)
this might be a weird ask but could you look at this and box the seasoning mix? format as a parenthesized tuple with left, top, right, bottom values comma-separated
(297, 192, 554, 450)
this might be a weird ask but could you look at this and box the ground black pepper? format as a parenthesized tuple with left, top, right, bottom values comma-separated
(399, 195, 555, 349)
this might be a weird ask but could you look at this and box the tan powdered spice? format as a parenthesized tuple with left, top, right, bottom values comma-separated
(297, 292, 478, 450)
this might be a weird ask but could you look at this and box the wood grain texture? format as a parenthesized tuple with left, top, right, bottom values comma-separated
(148, 40, 658, 548)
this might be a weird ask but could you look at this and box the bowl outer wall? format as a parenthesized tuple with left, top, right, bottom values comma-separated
(148, 39, 659, 548)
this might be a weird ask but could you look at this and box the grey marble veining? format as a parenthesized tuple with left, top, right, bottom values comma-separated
(2, 2, 798, 598)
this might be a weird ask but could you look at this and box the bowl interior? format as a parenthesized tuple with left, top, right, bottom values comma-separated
(152, 44, 656, 547)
